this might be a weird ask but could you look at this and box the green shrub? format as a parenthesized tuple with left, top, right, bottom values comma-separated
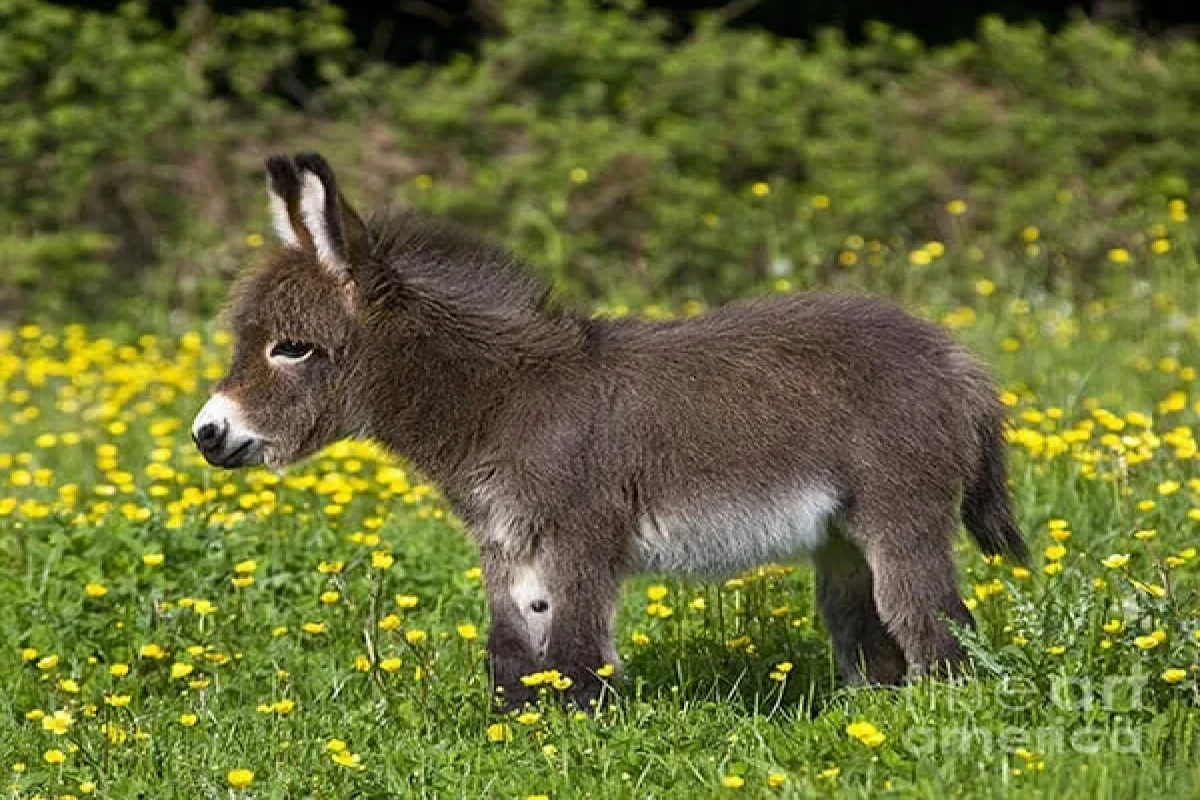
(2, 0, 1198, 322)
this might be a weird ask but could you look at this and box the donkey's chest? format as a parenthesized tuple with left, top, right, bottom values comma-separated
(633, 488, 840, 575)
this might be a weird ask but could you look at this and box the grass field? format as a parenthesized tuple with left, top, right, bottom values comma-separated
(2, 218, 1199, 798)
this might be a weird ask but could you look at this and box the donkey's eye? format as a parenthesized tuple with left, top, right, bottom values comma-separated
(269, 341, 315, 362)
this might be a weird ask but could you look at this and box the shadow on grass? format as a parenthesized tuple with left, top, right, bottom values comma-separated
(620, 626, 841, 717)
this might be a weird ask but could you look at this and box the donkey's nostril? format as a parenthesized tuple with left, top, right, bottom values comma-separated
(194, 422, 223, 445)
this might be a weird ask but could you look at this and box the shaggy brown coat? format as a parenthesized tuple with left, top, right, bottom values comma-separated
(192, 153, 1027, 710)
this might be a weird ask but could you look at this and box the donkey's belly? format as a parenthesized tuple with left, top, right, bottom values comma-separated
(632, 487, 840, 575)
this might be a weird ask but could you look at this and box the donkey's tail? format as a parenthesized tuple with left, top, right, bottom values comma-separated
(961, 399, 1029, 565)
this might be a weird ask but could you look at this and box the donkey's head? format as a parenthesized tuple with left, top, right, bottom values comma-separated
(192, 153, 371, 470)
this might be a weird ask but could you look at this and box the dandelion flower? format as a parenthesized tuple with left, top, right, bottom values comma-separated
(721, 775, 745, 788)
(486, 723, 512, 743)
(846, 720, 886, 747)
(1135, 632, 1165, 650)
(1102, 554, 1130, 569)
(1161, 669, 1187, 684)
(192, 599, 217, 615)
(44, 749, 67, 765)
(42, 710, 72, 735)
(226, 769, 254, 788)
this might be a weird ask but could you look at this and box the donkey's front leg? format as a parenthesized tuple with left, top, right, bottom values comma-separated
(481, 541, 622, 712)
(540, 544, 623, 711)
(481, 546, 541, 711)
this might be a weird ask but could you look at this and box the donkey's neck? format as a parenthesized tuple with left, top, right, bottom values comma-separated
(347, 211, 598, 489)
(355, 304, 587, 491)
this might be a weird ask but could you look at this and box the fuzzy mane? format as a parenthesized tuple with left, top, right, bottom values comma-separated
(362, 210, 559, 325)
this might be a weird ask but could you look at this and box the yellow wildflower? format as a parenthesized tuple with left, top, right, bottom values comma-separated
(226, 769, 254, 788)
(846, 720, 886, 747)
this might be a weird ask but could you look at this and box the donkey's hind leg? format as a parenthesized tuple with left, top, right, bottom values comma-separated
(851, 498, 975, 679)
(814, 530, 907, 685)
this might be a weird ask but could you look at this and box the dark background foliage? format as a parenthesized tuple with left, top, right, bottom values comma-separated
(4, 0, 1200, 323)
(59, 1, 1200, 57)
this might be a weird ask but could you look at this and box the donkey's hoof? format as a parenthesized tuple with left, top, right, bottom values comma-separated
(563, 675, 613, 714)
(491, 684, 537, 714)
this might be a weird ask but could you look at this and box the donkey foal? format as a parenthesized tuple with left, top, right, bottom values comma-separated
(193, 153, 1028, 711)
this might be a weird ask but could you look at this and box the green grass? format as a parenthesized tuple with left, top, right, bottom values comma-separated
(1, 256, 1199, 798)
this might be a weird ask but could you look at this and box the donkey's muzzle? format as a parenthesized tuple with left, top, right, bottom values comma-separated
(192, 394, 265, 469)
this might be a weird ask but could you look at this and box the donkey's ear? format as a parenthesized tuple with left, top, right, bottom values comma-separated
(292, 152, 369, 285)
(266, 154, 310, 250)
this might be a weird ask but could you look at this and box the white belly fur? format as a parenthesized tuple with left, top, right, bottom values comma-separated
(634, 487, 839, 575)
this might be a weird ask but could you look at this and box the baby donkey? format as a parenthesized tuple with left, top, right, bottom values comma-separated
(193, 153, 1028, 710)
